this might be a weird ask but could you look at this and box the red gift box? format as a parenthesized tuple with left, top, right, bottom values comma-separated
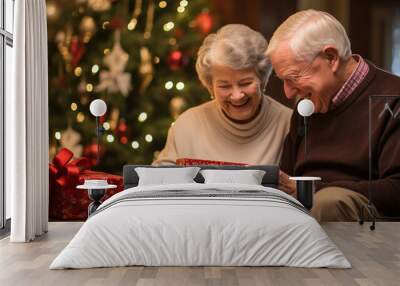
(176, 158, 248, 166)
(49, 148, 124, 220)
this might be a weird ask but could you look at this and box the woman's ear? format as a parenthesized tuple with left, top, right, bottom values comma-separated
(322, 46, 340, 73)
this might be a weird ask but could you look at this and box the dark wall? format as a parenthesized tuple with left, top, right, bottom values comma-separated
(349, 0, 373, 61)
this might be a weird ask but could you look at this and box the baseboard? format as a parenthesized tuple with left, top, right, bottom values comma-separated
(0, 218, 11, 239)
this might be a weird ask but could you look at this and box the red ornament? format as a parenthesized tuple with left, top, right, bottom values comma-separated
(70, 36, 86, 68)
(117, 119, 127, 133)
(195, 12, 213, 35)
(99, 115, 106, 125)
(110, 17, 123, 29)
(167, 50, 184, 71)
(120, 136, 128, 144)
(173, 28, 185, 39)
(83, 142, 104, 166)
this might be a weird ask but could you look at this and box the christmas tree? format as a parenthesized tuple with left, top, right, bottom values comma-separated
(47, 0, 217, 174)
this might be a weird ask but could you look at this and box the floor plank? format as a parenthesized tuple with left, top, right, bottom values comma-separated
(0, 222, 399, 286)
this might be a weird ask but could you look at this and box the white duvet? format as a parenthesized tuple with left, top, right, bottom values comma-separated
(50, 183, 351, 269)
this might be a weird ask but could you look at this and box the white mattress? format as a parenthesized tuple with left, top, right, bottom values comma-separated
(50, 183, 351, 269)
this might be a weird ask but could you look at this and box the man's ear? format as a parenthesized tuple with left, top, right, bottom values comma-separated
(321, 46, 340, 73)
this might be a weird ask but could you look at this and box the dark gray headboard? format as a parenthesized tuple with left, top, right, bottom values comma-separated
(123, 165, 279, 189)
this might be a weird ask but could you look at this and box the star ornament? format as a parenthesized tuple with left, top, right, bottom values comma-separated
(95, 40, 132, 96)
(104, 42, 129, 73)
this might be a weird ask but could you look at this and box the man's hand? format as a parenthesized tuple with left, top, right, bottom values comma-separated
(279, 170, 297, 197)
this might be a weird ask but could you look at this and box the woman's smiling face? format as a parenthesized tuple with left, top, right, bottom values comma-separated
(211, 65, 262, 122)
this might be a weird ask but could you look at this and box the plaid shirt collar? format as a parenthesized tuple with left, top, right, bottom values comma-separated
(330, 55, 369, 110)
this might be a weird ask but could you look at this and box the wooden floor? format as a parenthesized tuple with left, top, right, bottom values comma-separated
(0, 222, 399, 286)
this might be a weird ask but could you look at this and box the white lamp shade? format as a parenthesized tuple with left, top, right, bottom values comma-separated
(297, 99, 314, 117)
(89, 99, 107, 117)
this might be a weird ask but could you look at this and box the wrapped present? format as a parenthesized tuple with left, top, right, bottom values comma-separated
(49, 148, 123, 220)
(176, 157, 248, 166)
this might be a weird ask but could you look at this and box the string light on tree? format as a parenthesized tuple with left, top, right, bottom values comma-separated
(77, 112, 85, 122)
(177, 6, 185, 13)
(138, 112, 148, 122)
(176, 82, 185, 90)
(131, 141, 140, 149)
(102, 21, 110, 30)
(71, 102, 78, 111)
(86, 83, 94, 92)
(74, 67, 82, 77)
(128, 19, 137, 31)
(165, 81, 174, 90)
(107, 134, 115, 143)
(180, 0, 188, 7)
(163, 21, 175, 32)
(103, 122, 110, 130)
(55, 131, 61, 140)
(145, 134, 153, 142)
(91, 64, 99, 74)
(159, 1, 167, 8)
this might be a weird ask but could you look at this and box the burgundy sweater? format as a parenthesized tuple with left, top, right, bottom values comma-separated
(280, 62, 400, 216)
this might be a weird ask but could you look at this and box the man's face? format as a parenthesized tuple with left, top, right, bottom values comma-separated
(211, 65, 262, 122)
(269, 43, 340, 113)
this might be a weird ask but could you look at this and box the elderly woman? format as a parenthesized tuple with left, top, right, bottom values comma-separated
(153, 24, 292, 165)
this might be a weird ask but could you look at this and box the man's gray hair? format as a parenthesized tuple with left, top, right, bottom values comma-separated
(196, 24, 272, 92)
(266, 9, 352, 62)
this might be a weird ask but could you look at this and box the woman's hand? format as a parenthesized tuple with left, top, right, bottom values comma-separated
(279, 170, 297, 197)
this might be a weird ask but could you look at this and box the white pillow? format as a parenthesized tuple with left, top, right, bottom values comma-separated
(200, 169, 266, 185)
(135, 167, 201, 186)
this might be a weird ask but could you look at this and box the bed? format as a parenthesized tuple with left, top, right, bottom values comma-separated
(50, 165, 350, 269)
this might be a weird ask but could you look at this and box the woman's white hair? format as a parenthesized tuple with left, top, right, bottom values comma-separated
(196, 24, 272, 93)
(266, 9, 352, 62)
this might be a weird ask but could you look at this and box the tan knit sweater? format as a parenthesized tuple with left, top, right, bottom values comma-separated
(153, 95, 292, 166)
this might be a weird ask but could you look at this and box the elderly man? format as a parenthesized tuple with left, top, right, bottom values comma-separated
(266, 10, 400, 221)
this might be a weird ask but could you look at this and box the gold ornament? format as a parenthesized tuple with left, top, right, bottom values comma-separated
(170, 97, 187, 120)
(55, 26, 73, 66)
(128, 0, 142, 30)
(139, 47, 154, 94)
(80, 16, 96, 43)
(109, 108, 120, 131)
(144, 0, 155, 39)
(46, 1, 60, 21)
(87, 0, 111, 12)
